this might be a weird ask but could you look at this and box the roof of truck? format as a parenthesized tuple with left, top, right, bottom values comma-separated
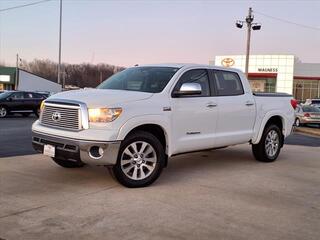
(135, 63, 243, 73)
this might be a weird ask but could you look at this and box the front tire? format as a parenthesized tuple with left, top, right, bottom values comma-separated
(112, 131, 165, 188)
(34, 108, 40, 117)
(52, 158, 85, 168)
(252, 124, 283, 162)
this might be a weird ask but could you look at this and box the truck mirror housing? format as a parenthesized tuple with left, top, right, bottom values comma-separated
(173, 83, 202, 97)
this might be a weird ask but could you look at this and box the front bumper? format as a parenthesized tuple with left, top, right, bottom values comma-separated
(32, 131, 121, 166)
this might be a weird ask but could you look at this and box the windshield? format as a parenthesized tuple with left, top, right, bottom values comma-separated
(302, 106, 320, 112)
(0, 92, 12, 99)
(311, 100, 320, 105)
(97, 67, 179, 93)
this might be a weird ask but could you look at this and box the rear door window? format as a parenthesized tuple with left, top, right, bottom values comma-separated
(24, 92, 34, 99)
(11, 92, 25, 99)
(212, 70, 244, 96)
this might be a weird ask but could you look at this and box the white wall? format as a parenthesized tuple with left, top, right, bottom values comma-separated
(294, 63, 320, 77)
(17, 70, 62, 93)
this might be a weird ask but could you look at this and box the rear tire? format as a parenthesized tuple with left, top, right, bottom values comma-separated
(112, 131, 165, 188)
(252, 124, 283, 162)
(295, 118, 301, 127)
(0, 106, 8, 118)
(52, 158, 85, 168)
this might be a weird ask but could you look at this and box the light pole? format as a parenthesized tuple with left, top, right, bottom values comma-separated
(236, 7, 261, 77)
(57, 0, 62, 87)
(15, 53, 22, 90)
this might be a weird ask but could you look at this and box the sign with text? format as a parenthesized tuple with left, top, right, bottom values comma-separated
(257, 68, 278, 73)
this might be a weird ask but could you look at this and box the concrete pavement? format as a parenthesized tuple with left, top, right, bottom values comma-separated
(0, 144, 319, 240)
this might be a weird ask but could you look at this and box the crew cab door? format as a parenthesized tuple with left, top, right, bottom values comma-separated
(210, 70, 256, 147)
(170, 69, 218, 154)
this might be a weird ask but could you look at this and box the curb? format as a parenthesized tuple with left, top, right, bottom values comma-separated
(294, 127, 320, 137)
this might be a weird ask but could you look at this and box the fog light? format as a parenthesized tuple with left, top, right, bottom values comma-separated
(89, 146, 104, 159)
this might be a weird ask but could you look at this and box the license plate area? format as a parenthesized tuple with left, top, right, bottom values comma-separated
(43, 144, 55, 157)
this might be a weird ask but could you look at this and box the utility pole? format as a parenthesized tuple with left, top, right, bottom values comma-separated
(236, 7, 261, 78)
(57, 0, 62, 86)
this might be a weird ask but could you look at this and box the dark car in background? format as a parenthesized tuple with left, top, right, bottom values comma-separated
(295, 105, 320, 127)
(0, 91, 46, 118)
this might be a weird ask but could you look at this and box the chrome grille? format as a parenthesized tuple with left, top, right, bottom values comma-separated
(41, 104, 81, 130)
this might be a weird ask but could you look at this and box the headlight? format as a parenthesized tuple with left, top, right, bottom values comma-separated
(88, 108, 122, 123)
(40, 100, 45, 112)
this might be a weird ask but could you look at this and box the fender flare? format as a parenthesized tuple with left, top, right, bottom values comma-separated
(117, 114, 171, 154)
(251, 111, 286, 144)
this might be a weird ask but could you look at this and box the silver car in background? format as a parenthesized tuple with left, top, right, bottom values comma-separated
(295, 105, 320, 127)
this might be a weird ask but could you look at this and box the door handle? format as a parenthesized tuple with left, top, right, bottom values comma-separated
(206, 103, 217, 108)
(245, 101, 254, 106)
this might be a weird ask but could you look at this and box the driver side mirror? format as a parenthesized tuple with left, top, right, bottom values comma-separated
(172, 83, 202, 97)
(7, 97, 12, 101)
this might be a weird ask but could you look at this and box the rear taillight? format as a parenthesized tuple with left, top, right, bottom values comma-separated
(304, 113, 310, 117)
(290, 99, 298, 109)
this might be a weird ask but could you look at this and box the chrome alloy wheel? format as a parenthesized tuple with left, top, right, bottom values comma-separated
(264, 130, 280, 158)
(0, 107, 7, 118)
(120, 141, 157, 180)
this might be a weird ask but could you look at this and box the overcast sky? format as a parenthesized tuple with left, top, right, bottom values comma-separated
(0, 0, 320, 67)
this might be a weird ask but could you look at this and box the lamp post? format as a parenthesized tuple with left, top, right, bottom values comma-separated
(236, 7, 261, 78)
(57, 0, 62, 87)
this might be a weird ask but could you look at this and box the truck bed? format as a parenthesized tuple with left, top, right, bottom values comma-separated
(253, 92, 293, 97)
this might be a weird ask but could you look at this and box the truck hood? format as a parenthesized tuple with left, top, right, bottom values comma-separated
(48, 89, 153, 108)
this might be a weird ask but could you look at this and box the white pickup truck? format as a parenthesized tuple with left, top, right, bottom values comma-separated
(32, 64, 296, 187)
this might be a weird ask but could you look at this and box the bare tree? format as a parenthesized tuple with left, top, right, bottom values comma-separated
(20, 59, 124, 88)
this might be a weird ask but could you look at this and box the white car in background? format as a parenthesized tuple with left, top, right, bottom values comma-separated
(305, 99, 320, 109)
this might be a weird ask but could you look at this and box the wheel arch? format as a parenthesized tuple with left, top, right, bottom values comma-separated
(117, 116, 170, 155)
(252, 114, 286, 145)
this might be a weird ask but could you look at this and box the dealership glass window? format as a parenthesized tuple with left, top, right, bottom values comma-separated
(293, 79, 320, 102)
(247, 77, 276, 93)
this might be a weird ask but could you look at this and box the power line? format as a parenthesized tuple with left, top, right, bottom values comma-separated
(254, 10, 320, 31)
(0, 0, 53, 13)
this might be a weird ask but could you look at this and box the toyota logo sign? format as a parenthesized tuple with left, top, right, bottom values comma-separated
(52, 111, 61, 122)
(221, 58, 235, 67)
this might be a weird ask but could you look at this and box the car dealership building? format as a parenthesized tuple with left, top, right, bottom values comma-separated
(211, 55, 320, 102)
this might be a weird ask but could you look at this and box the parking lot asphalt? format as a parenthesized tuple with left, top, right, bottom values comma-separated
(0, 116, 319, 158)
(0, 117, 320, 239)
(0, 116, 37, 158)
(0, 143, 319, 240)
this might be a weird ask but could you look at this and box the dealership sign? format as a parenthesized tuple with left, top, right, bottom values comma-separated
(257, 68, 278, 73)
(221, 58, 235, 67)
